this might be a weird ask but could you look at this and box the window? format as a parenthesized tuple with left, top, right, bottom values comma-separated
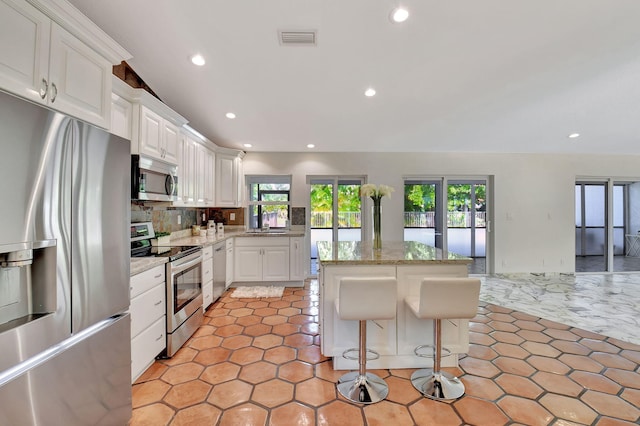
(246, 175, 291, 229)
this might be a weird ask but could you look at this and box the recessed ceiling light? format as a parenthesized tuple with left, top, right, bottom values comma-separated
(364, 88, 376, 97)
(190, 54, 205, 66)
(243, 143, 252, 148)
(226, 112, 236, 119)
(390, 7, 409, 23)
(307, 144, 315, 149)
(568, 133, 580, 139)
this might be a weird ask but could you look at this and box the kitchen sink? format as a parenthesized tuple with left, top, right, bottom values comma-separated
(245, 229, 287, 234)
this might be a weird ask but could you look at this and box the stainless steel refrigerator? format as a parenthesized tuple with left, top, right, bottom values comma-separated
(0, 90, 132, 425)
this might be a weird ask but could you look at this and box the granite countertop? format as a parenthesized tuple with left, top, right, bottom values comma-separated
(171, 229, 305, 247)
(130, 257, 168, 276)
(316, 240, 472, 265)
(130, 228, 306, 276)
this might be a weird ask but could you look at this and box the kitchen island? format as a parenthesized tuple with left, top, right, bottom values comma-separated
(317, 240, 473, 370)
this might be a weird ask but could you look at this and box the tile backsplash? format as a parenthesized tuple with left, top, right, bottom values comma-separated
(131, 203, 198, 234)
(291, 207, 305, 226)
(131, 203, 246, 234)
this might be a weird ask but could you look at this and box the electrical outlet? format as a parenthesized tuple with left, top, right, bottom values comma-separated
(230, 213, 236, 221)
(178, 215, 181, 225)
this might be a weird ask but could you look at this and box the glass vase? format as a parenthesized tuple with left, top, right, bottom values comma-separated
(373, 201, 382, 250)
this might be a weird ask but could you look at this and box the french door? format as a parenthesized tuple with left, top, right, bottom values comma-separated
(309, 177, 364, 274)
(404, 177, 490, 274)
(575, 180, 638, 273)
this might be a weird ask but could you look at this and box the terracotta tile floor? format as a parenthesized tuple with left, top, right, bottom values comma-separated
(130, 281, 640, 425)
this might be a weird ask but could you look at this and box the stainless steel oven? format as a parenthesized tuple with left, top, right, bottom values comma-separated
(166, 248, 203, 357)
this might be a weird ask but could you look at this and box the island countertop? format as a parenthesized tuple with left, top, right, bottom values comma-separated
(317, 240, 472, 265)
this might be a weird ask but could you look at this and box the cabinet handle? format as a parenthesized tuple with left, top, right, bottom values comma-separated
(50, 83, 57, 103)
(155, 334, 164, 342)
(39, 78, 48, 99)
(154, 300, 162, 306)
(154, 273, 162, 279)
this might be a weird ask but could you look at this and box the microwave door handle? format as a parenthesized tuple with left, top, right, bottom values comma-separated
(165, 174, 176, 196)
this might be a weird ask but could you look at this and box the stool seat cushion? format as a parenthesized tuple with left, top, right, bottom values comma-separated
(335, 277, 397, 321)
(405, 277, 480, 320)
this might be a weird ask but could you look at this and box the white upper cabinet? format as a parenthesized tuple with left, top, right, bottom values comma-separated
(137, 104, 181, 164)
(110, 91, 132, 140)
(48, 23, 111, 128)
(202, 146, 215, 204)
(163, 120, 180, 164)
(139, 106, 162, 158)
(0, 0, 129, 128)
(176, 130, 216, 207)
(215, 152, 244, 207)
(178, 133, 196, 205)
(0, 0, 50, 103)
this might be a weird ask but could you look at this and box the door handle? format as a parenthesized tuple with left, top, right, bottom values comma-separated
(40, 78, 48, 99)
(50, 82, 58, 103)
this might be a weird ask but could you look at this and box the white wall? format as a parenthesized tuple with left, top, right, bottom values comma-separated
(243, 151, 640, 274)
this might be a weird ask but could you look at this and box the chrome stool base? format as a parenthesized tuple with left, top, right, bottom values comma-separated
(410, 368, 465, 401)
(337, 372, 389, 404)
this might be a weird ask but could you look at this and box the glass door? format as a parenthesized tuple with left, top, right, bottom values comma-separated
(404, 177, 488, 274)
(616, 181, 640, 271)
(403, 179, 444, 248)
(575, 182, 608, 272)
(446, 181, 487, 274)
(309, 177, 364, 275)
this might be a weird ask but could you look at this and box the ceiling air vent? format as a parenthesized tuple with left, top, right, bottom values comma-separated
(278, 30, 317, 46)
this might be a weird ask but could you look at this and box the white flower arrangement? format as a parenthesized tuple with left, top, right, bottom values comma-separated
(361, 184, 394, 200)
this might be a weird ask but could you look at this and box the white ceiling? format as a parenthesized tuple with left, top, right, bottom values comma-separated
(67, 0, 640, 154)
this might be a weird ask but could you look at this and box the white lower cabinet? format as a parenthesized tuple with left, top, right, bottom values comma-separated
(234, 237, 290, 282)
(289, 236, 305, 281)
(225, 238, 234, 288)
(130, 264, 166, 383)
(202, 246, 213, 309)
(131, 317, 165, 383)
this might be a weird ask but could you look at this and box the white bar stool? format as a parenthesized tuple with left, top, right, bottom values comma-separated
(405, 277, 481, 401)
(335, 276, 397, 404)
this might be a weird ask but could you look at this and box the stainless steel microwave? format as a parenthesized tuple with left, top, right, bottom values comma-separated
(131, 154, 178, 202)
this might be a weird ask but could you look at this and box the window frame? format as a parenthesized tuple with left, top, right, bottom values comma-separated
(246, 175, 292, 229)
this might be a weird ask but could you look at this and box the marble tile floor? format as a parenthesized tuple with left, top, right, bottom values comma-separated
(130, 280, 640, 425)
(480, 273, 640, 346)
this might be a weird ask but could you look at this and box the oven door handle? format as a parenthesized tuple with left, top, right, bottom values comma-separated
(171, 256, 202, 275)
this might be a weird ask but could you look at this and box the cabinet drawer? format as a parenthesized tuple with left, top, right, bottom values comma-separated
(202, 259, 213, 281)
(225, 238, 234, 249)
(130, 284, 165, 339)
(235, 237, 289, 247)
(130, 264, 165, 299)
(131, 316, 165, 382)
(203, 280, 213, 309)
(203, 246, 213, 260)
